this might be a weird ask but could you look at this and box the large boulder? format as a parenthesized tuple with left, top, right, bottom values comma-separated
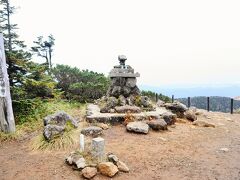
(98, 162, 118, 177)
(43, 125, 65, 141)
(81, 126, 103, 137)
(146, 119, 167, 131)
(43, 111, 78, 127)
(82, 167, 97, 179)
(115, 105, 141, 113)
(162, 112, 177, 125)
(43, 111, 78, 141)
(126, 121, 149, 134)
(164, 102, 187, 118)
(185, 109, 197, 121)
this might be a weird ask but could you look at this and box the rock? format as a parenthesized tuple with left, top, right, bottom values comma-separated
(82, 167, 97, 179)
(219, 148, 229, 152)
(126, 121, 149, 134)
(98, 162, 118, 177)
(108, 154, 119, 164)
(43, 111, 78, 141)
(65, 152, 86, 169)
(156, 100, 165, 107)
(146, 119, 167, 131)
(97, 123, 109, 130)
(43, 124, 65, 141)
(164, 102, 187, 118)
(185, 110, 197, 121)
(116, 161, 130, 172)
(100, 97, 118, 113)
(141, 96, 151, 107)
(43, 111, 78, 128)
(81, 126, 103, 137)
(162, 112, 177, 125)
(115, 105, 141, 113)
(76, 157, 86, 169)
(119, 95, 126, 106)
(192, 120, 215, 128)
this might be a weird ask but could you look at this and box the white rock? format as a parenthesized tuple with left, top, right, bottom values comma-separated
(126, 121, 149, 134)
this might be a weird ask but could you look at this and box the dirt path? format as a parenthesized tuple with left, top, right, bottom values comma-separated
(1, 111, 240, 180)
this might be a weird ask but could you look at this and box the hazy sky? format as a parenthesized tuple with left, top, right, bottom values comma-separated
(12, 0, 240, 87)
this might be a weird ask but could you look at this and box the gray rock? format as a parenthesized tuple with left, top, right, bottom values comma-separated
(185, 109, 197, 121)
(164, 102, 187, 118)
(76, 157, 86, 169)
(119, 95, 126, 106)
(116, 161, 130, 172)
(162, 112, 177, 125)
(156, 100, 165, 107)
(81, 126, 103, 137)
(141, 96, 151, 107)
(126, 121, 149, 134)
(146, 119, 167, 131)
(108, 154, 119, 164)
(100, 97, 119, 113)
(65, 152, 86, 169)
(43, 111, 78, 128)
(43, 124, 65, 141)
(82, 167, 97, 179)
(126, 78, 137, 88)
(115, 105, 141, 113)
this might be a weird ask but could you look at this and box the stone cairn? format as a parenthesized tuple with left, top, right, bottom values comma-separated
(98, 55, 154, 113)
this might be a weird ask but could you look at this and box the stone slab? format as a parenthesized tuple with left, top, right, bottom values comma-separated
(86, 104, 170, 125)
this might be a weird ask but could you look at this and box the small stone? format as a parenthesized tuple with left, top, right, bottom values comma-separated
(126, 121, 149, 134)
(108, 154, 119, 164)
(82, 167, 97, 179)
(76, 157, 86, 169)
(192, 120, 215, 128)
(98, 162, 118, 177)
(116, 161, 130, 172)
(97, 123, 109, 130)
(219, 148, 229, 152)
(81, 126, 103, 137)
(145, 119, 167, 131)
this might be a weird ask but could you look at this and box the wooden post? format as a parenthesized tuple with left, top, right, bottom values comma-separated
(188, 97, 191, 108)
(231, 98, 234, 114)
(0, 34, 15, 133)
(172, 95, 174, 103)
(207, 97, 210, 112)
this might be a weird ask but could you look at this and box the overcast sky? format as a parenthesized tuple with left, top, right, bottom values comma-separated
(12, 0, 240, 87)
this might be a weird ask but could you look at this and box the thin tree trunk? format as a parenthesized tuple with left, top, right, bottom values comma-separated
(0, 33, 15, 133)
(6, 0, 12, 52)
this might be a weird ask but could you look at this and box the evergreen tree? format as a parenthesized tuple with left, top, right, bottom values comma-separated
(0, 0, 31, 86)
(31, 35, 55, 69)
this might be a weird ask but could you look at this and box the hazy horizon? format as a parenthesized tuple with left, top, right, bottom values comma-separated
(10, 0, 240, 89)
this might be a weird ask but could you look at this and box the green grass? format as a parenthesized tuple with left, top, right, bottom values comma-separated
(0, 99, 86, 142)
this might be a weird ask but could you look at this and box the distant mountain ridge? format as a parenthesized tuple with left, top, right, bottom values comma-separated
(178, 96, 240, 113)
(139, 84, 240, 98)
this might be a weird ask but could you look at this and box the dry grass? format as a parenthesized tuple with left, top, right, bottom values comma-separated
(31, 123, 82, 151)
